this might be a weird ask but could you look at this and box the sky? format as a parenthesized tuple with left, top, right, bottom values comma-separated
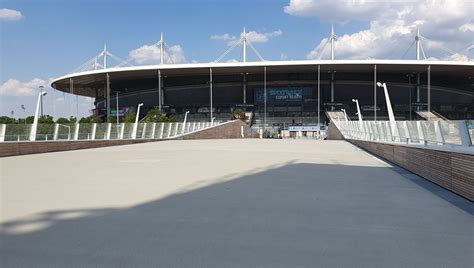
(1, 0, 473, 119)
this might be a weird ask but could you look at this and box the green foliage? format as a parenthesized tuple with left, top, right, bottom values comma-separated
(25, 116, 34, 124)
(144, 109, 168, 123)
(79, 116, 102, 123)
(38, 115, 54, 124)
(108, 117, 117, 123)
(0, 116, 15, 124)
(56, 117, 70, 124)
(69, 116, 77, 123)
(123, 112, 136, 123)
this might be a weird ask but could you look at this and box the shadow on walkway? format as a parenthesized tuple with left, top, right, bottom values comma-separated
(1, 163, 473, 267)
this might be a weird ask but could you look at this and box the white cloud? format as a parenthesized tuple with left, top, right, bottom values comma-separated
(210, 33, 235, 41)
(286, 0, 473, 61)
(212, 30, 283, 46)
(129, 44, 186, 64)
(0, 78, 47, 96)
(459, 23, 474, 32)
(0, 8, 23, 21)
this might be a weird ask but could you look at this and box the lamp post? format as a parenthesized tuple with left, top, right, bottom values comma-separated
(39, 86, 44, 117)
(377, 82, 398, 140)
(351, 99, 363, 122)
(131, 103, 143, 139)
(340, 109, 348, 122)
(29, 91, 47, 141)
(182, 111, 190, 134)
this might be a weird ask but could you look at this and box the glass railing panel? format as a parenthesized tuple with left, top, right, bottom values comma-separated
(439, 121, 461, 145)
(36, 124, 55, 141)
(4, 124, 31, 141)
(94, 123, 108, 140)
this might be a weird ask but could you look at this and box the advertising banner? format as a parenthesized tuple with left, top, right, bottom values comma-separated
(254, 87, 312, 104)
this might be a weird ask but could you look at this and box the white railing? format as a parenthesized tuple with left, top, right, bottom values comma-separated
(334, 119, 473, 153)
(0, 121, 222, 143)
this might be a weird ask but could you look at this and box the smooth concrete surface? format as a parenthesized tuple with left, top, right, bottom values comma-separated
(1, 139, 473, 267)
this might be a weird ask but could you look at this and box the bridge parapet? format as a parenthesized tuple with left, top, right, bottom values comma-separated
(334, 119, 473, 200)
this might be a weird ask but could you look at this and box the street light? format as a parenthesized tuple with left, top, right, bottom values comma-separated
(39, 86, 44, 117)
(352, 99, 363, 122)
(340, 109, 348, 122)
(29, 91, 47, 141)
(131, 103, 144, 139)
(182, 111, 190, 134)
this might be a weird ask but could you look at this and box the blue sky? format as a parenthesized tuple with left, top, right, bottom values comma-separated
(1, 0, 472, 118)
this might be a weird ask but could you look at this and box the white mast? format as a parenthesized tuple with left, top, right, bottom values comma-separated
(415, 26, 421, 60)
(160, 32, 164, 65)
(242, 27, 247, 62)
(330, 24, 335, 60)
(103, 44, 107, 69)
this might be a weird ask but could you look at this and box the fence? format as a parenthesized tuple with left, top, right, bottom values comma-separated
(0, 121, 221, 142)
(334, 119, 473, 153)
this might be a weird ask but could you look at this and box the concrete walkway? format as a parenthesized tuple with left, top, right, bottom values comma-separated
(1, 140, 472, 267)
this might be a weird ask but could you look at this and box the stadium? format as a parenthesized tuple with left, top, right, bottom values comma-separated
(51, 30, 474, 127)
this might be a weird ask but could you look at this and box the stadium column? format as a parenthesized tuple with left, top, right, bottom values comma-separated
(264, 66, 267, 132)
(374, 64, 377, 121)
(331, 71, 335, 111)
(210, 68, 213, 122)
(106, 73, 110, 122)
(158, 70, 162, 112)
(416, 73, 420, 110)
(243, 73, 247, 104)
(317, 65, 320, 125)
(427, 65, 431, 112)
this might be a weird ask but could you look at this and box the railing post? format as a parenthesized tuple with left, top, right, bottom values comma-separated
(174, 123, 179, 136)
(403, 121, 411, 144)
(141, 123, 147, 139)
(0, 124, 5, 142)
(192, 122, 196, 132)
(74, 123, 80, 140)
(434, 120, 444, 145)
(417, 121, 426, 145)
(167, 123, 173, 138)
(159, 123, 164, 139)
(151, 123, 156, 139)
(458, 120, 472, 147)
(91, 123, 97, 140)
(120, 123, 125, 139)
(53, 124, 59, 140)
(106, 123, 112, 140)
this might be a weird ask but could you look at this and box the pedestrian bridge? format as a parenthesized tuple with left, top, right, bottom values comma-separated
(1, 139, 472, 267)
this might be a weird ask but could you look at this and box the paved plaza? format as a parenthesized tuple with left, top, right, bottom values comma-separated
(1, 139, 473, 267)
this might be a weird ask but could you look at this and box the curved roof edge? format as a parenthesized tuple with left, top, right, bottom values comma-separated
(51, 59, 474, 87)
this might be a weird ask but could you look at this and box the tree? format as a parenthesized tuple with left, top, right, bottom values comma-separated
(38, 115, 54, 124)
(123, 112, 136, 123)
(56, 117, 70, 124)
(79, 116, 102, 123)
(0, 116, 14, 124)
(25, 116, 34, 124)
(69, 116, 77, 123)
(144, 109, 167, 123)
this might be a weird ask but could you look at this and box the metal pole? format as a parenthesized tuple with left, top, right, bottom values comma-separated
(160, 32, 164, 65)
(39, 86, 44, 117)
(243, 73, 247, 104)
(158, 70, 162, 111)
(264, 66, 267, 133)
(427, 65, 431, 112)
(331, 71, 335, 111)
(408, 74, 412, 120)
(374, 65, 377, 121)
(106, 73, 110, 122)
(416, 73, 420, 110)
(116, 91, 119, 124)
(210, 68, 213, 122)
(317, 64, 320, 126)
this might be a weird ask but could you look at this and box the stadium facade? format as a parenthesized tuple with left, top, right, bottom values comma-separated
(51, 30, 474, 126)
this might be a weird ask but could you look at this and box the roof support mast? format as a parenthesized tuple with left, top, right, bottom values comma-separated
(103, 44, 108, 69)
(243, 27, 247, 62)
(415, 26, 421, 60)
(331, 24, 336, 60)
(160, 32, 164, 65)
